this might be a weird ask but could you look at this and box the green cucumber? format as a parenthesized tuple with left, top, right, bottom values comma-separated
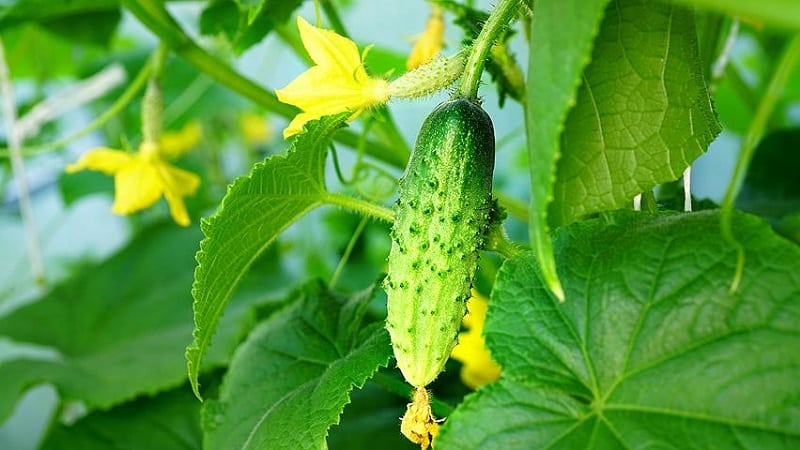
(385, 98, 495, 388)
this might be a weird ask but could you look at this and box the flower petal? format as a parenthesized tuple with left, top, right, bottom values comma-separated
(297, 16, 361, 76)
(407, 5, 445, 70)
(159, 121, 202, 160)
(66, 148, 133, 175)
(156, 161, 201, 226)
(110, 157, 163, 215)
(283, 111, 319, 138)
(450, 291, 501, 389)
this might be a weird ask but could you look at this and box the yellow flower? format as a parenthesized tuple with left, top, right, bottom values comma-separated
(65, 124, 201, 226)
(451, 289, 502, 389)
(238, 112, 273, 145)
(275, 16, 390, 139)
(406, 4, 445, 70)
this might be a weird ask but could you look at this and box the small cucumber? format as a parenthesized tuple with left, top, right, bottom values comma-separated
(385, 98, 495, 388)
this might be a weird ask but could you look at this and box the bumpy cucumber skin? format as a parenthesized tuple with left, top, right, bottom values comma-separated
(385, 98, 495, 388)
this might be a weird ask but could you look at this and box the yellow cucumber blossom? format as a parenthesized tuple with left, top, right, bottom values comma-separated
(451, 289, 502, 389)
(275, 16, 390, 138)
(406, 4, 445, 70)
(65, 123, 202, 227)
(238, 112, 273, 145)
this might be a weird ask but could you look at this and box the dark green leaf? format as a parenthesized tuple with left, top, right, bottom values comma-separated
(41, 385, 202, 450)
(58, 170, 113, 207)
(187, 114, 348, 399)
(737, 128, 800, 217)
(0, 224, 264, 423)
(202, 281, 392, 450)
(199, 1, 240, 43)
(0, 0, 118, 24)
(201, 0, 304, 53)
(327, 384, 415, 450)
(550, 0, 721, 225)
(437, 210, 800, 448)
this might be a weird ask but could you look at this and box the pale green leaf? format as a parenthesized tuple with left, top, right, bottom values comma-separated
(525, 0, 611, 299)
(0, 225, 262, 423)
(550, 0, 721, 225)
(187, 114, 348, 399)
(41, 385, 202, 450)
(437, 210, 800, 449)
(202, 281, 392, 450)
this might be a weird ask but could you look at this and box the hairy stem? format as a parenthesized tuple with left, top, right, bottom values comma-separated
(323, 192, 395, 223)
(457, 0, 520, 99)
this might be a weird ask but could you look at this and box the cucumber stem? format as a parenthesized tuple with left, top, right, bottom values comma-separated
(456, 0, 521, 99)
(323, 192, 395, 223)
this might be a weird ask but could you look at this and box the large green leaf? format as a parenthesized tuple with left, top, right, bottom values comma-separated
(525, 0, 611, 299)
(668, 0, 800, 32)
(202, 281, 392, 450)
(436, 210, 800, 448)
(0, 225, 266, 423)
(550, 0, 721, 225)
(187, 114, 348, 399)
(41, 384, 202, 450)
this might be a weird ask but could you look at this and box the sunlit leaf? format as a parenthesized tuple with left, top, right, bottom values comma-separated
(187, 114, 349, 399)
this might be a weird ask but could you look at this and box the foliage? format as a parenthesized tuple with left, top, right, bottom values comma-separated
(1, 0, 799, 449)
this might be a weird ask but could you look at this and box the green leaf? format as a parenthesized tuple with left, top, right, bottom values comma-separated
(550, 0, 721, 225)
(737, 128, 800, 217)
(525, 0, 611, 300)
(203, 0, 303, 53)
(58, 170, 113, 206)
(0, 224, 263, 423)
(41, 385, 202, 450)
(437, 210, 800, 448)
(202, 281, 392, 450)
(667, 0, 800, 32)
(0, 0, 118, 24)
(187, 114, 348, 399)
(0, 0, 120, 47)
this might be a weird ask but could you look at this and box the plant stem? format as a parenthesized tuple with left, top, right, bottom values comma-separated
(0, 60, 151, 158)
(493, 190, 529, 221)
(323, 192, 395, 223)
(121, 0, 408, 168)
(329, 216, 368, 289)
(456, 0, 520, 99)
(0, 39, 45, 285)
(485, 224, 524, 259)
(720, 34, 800, 293)
(320, 0, 349, 38)
(370, 372, 454, 417)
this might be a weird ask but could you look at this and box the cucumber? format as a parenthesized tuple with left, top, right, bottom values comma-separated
(385, 98, 495, 388)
